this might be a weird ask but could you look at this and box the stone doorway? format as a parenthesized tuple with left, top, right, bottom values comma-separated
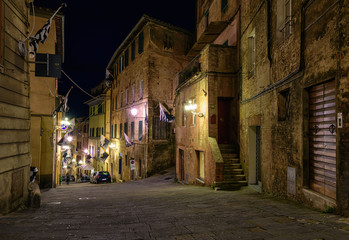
(248, 126, 262, 191)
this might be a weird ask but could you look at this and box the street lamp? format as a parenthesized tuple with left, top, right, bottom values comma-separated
(130, 108, 138, 116)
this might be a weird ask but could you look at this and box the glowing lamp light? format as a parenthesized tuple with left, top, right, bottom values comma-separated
(72, 159, 76, 163)
(84, 149, 89, 154)
(130, 108, 138, 116)
(78, 160, 83, 164)
(67, 136, 73, 142)
(184, 101, 197, 111)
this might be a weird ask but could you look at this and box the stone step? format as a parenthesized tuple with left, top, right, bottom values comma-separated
(221, 152, 239, 159)
(223, 168, 244, 174)
(224, 163, 242, 169)
(224, 158, 240, 164)
(214, 180, 248, 191)
(223, 174, 246, 181)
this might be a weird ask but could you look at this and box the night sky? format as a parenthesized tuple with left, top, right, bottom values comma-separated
(33, 0, 196, 118)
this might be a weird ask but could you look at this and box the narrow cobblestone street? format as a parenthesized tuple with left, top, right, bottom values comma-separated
(1, 168, 349, 240)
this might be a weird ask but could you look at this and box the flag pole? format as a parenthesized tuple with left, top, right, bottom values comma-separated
(50, 3, 67, 20)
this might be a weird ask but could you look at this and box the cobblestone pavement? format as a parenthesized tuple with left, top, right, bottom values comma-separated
(1, 168, 349, 240)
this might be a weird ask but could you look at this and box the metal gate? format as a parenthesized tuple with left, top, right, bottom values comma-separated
(309, 80, 336, 199)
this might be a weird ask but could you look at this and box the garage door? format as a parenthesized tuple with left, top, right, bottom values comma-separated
(309, 80, 336, 199)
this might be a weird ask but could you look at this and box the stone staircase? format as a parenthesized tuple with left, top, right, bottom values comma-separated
(214, 144, 248, 190)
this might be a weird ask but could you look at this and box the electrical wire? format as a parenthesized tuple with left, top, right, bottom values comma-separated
(61, 70, 95, 98)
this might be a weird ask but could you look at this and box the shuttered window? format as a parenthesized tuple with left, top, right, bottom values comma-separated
(131, 122, 134, 140)
(131, 41, 135, 61)
(138, 121, 143, 140)
(248, 29, 256, 77)
(153, 117, 167, 140)
(138, 32, 144, 54)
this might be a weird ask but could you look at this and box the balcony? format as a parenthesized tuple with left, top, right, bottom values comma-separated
(178, 44, 238, 87)
(178, 54, 201, 86)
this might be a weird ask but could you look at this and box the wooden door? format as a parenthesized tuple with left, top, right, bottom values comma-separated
(218, 98, 233, 144)
(179, 149, 184, 181)
(309, 80, 336, 199)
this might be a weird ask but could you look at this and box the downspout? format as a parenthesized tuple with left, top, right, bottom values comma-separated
(266, 0, 272, 65)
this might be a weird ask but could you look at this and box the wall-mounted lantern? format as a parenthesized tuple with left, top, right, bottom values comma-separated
(184, 100, 205, 118)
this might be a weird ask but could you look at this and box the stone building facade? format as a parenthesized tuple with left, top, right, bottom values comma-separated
(0, 0, 30, 214)
(239, 0, 349, 215)
(29, 7, 64, 189)
(107, 15, 193, 182)
(85, 82, 111, 173)
(175, 0, 242, 188)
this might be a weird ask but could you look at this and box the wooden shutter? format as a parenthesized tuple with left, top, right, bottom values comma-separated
(309, 80, 336, 199)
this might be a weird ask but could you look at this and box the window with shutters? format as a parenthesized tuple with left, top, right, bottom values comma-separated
(132, 84, 135, 103)
(277, 0, 292, 41)
(125, 49, 129, 67)
(248, 29, 256, 77)
(125, 88, 129, 105)
(131, 41, 135, 61)
(124, 122, 128, 136)
(140, 80, 143, 99)
(120, 92, 123, 107)
(119, 123, 122, 139)
(138, 32, 144, 54)
(138, 121, 143, 140)
(111, 125, 113, 138)
(131, 122, 134, 140)
(153, 117, 167, 140)
(114, 124, 117, 139)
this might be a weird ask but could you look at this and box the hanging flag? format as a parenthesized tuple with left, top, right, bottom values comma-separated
(29, 18, 52, 58)
(100, 149, 109, 161)
(66, 118, 75, 133)
(100, 134, 110, 152)
(159, 102, 175, 123)
(105, 69, 114, 88)
(124, 133, 134, 147)
(28, 3, 67, 58)
(53, 87, 73, 116)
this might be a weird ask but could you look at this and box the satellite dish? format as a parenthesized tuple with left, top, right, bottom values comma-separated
(18, 41, 27, 57)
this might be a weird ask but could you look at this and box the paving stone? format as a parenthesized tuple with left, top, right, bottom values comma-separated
(0, 168, 349, 240)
